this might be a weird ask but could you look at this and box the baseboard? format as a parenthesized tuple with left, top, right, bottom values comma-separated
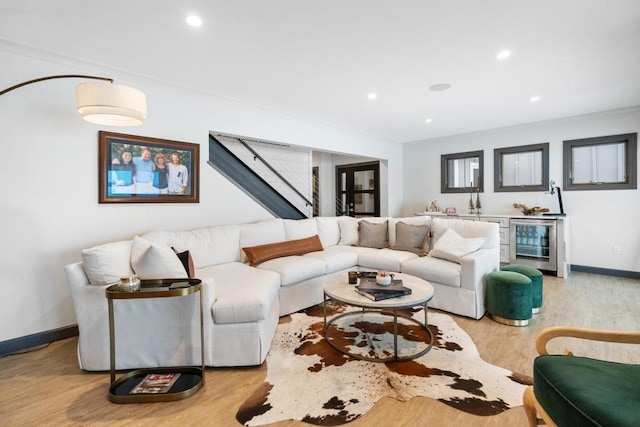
(570, 264, 640, 279)
(0, 325, 78, 357)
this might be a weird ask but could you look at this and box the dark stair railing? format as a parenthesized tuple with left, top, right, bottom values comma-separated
(236, 138, 314, 210)
(208, 134, 308, 219)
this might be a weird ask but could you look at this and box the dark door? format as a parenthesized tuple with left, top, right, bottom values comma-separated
(336, 162, 380, 217)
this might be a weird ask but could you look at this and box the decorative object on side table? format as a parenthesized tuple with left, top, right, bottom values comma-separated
(119, 275, 140, 292)
(513, 203, 550, 216)
(427, 200, 440, 212)
(475, 187, 482, 214)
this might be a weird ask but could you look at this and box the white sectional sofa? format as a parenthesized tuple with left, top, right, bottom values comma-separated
(65, 215, 499, 371)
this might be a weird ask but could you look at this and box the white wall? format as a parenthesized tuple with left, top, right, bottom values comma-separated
(403, 107, 640, 273)
(0, 46, 403, 342)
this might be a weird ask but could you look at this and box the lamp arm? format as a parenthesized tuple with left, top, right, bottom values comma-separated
(0, 75, 113, 96)
(556, 186, 565, 215)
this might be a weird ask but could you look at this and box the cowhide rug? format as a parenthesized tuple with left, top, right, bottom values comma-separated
(237, 303, 531, 426)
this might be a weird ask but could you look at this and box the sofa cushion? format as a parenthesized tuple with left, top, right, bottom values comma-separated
(391, 222, 429, 255)
(130, 236, 188, 279)
(358, 248, 419, 272)
(327, 245, 380, 257)
(243, 235, 324, 266)
(257, 255, 327, 286)
(240, 219, 286, 263)
(284, 218, 318, 240)
(358, 220, 388, 248)
(429, 228, 485, 264)
(198, 262, 280, 324)
(401, 256, 462, 288)
(431, 217, 498, 250)
(142, 224, 241, 269)
(303, 246, 359, 273)
(388, 216, 431, 247)
(315, 217, 341, 248)
(240, 218, 286, 247)
(81, 240, 134, 285)
(338, 218, 359, 245)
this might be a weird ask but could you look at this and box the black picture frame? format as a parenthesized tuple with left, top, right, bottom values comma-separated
(99, 131, 200, 203)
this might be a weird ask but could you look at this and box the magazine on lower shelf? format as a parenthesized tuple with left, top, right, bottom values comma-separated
(130, 373, 181, 394)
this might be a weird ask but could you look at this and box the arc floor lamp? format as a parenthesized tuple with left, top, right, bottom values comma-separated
(0, 74, 147, 126)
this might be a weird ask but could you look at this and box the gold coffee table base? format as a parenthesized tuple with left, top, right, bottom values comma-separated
(324, 304, 434, 363)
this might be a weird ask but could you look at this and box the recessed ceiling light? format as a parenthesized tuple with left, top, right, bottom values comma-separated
(429, 83, 452, 92)
(496, 50, 511, 60)
(530, 96, 541, 102)
(367, 93, 377, 100)
(186, 15, 202, 27)
(425, 118, 433, 124)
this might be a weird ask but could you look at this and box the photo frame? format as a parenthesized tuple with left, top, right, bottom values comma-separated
(99, 131, 199, 203)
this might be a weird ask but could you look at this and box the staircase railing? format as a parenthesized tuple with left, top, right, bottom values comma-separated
(237, 138, 314, 211)
(208, 133, 312, 219)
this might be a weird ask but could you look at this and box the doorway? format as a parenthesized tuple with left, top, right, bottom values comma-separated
(335, 162, 380, 217)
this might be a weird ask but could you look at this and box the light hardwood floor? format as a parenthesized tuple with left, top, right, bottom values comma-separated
(1, 272, 639, 426)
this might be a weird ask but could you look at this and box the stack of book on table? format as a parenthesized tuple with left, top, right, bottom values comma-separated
(356, 277, 412, 301)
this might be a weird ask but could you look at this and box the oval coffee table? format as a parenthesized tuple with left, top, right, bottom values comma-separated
(323, 272, 434, 363)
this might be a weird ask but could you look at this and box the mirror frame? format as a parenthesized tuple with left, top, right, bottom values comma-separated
(440, 150, 484, 193)
(493, 143, 549, 192)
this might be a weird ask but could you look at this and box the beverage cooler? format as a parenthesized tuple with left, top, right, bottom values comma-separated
(510, 219, 557, 273)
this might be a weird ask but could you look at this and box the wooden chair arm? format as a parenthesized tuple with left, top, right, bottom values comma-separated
(536, 326, 640, 356)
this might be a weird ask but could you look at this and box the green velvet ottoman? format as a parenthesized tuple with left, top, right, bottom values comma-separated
(485, 270, 532, 326)
(534, 355, 640, 426)
(502, 264, 543, 314)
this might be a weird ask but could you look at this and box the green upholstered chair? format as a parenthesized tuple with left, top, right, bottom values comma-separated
(485, 270, 532, 326)
(523, 327, 640, 427)
(502, 264, 543, 313)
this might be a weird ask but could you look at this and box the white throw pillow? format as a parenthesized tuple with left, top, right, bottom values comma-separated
(284, 218, 318, 240)
(338, 219, 359, 245)
(130, 236, 188, 279)
(81, 240, 134, 285)
(315, 217, 341, 248)
(429, 228, 485, 264)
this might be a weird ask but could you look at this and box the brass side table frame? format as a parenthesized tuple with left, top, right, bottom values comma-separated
(106, 278, 205, 403)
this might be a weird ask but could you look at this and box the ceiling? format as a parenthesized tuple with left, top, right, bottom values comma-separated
(1, 0, 640, 143)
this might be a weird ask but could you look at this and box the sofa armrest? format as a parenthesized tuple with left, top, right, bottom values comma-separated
(199, 276, 216, 339)
(459, 247, 500, 292)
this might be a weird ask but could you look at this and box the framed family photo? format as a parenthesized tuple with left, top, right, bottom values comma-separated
(99, 131, 200, 203)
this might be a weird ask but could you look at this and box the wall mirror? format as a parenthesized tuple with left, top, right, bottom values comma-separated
(441, 150, 484, 193)
(494, 143, 549, 192)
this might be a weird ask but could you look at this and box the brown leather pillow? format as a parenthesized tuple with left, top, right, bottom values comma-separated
(243, 235, 324, 266)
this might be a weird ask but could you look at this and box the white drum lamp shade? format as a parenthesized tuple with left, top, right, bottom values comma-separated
(76, 82, 147, 126)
